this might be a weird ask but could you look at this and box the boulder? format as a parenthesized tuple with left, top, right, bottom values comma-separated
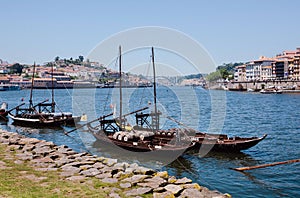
(124, 187, 152, 196)
(179, 188, 203, 198)
(101, 177, 119, 184)
(164, 184, 183, 195)
(122, 175, 149, 184)
(175, 177, 192, 184)
(119, 182, 132, 189)
(80, 168, 101, 177)
(153, 191, 175, 198)
(102, 158, 118, 167)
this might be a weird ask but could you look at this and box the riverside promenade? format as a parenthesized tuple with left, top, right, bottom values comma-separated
(0, 129, 230, 198)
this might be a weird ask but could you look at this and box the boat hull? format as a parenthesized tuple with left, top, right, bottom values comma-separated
(88, 124, 195, 161)
(191, 134, 268, 152)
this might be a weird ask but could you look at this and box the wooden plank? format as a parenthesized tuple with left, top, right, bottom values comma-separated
(233, 159, 300, 172)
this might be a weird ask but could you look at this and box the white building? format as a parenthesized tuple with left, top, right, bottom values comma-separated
(245, 57, 274, 81)
(234, 65, 246, 81)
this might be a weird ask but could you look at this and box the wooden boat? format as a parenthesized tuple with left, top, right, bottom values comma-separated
(0, 102, 8, 117)
(0, 102, 27, 120)
(87, 46, 266, 154)
(88, 123, 195, 153)
(87, 46, 196, 154)
(194, 133, 267, 152)
(9, 63, 81, 127)
(0, 102, 9, 120)
(134, 125, 267, 153)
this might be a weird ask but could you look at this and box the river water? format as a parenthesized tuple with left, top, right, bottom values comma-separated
(0, 87, 299, 197)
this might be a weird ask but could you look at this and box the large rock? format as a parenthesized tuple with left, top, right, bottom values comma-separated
(124, 187, 152, 196)
(102, 158, 118, 167)
(155, 171, 169, 179)
(33, 146, 53, 157)
(18, 137, 41, 145)
(175, 177, 192, 184)
(15, 152, 33, 161)
(137, 182, 160, 189)
(179, 188, 203, 198)
(144, 176, 167, 186)
(101, 177, 119, 184)
(32, 156, 54, 164)
(122, 175, 149, 184)
(95, 173, 112, 179)
(168, 176, 177, 184)
(60, 165, 81, 176)
(119, 182, 132, 189)
(164, 184, 183, 195)
(134, 166, 156, 175)
(183, 183, 202, 190)
(108, 192, 121, 198)
(55, 157, 75, 167)
(80, 165, 94, 170)
(153, 191, 175, 198)
(80, 168, 101, 177)
(93, 162, 105, 169)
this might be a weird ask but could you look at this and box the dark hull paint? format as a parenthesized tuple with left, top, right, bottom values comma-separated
(88, 124, 195, 160)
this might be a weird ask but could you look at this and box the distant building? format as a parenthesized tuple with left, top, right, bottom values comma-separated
(261, 65, 272, 80)
(291, 52, 300, 80)
(245, 57, 274, 81)
(33, 78, 57, 88)
(234, 65, 246, 81)
(0, 76, 10, 84)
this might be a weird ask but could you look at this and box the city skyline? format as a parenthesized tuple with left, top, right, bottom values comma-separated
(1, 0, 300, 73)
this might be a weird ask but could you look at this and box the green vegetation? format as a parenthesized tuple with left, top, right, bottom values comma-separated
(9, 63, 24, 75)
(206, 62, 244, 82)
(205, 70, 222, 82)
(183, 73, 203, 80)
(54, 56, 85, 66)
(0, 145, 150, 198)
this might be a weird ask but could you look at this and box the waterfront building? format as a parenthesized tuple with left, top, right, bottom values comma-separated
(234, 65, 246, 81)
(261, 65, 272, 80)
(272, 58, 293, 79)
(245, 57, 274, 81)
(292, 53, 300, 80)
(0, 76, 10, 84)
(33, 78, 57, 88)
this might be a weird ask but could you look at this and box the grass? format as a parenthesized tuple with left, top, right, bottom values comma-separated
(0, 144, 152, 198)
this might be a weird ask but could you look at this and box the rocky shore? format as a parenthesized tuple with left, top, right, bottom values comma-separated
(0, 129, 230, 198)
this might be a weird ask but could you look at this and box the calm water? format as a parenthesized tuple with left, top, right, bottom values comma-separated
(0, 87, 299, 197)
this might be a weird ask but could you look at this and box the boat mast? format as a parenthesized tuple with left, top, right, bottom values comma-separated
(29, 62, 35, 109)
(119, 45, 123, 129)
(151, 47, 159, 130)
(51, 63, 55, 113)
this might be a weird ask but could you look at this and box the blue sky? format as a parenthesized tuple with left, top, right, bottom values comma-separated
(1, 0, 300, 73)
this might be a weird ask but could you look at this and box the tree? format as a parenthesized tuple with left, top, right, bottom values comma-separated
(9, 63, 24, 75)
(55, 56, 59, 62)
(79, 55, 84, 62)
(205, 71, 222, 82)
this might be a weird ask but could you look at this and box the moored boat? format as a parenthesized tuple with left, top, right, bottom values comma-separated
(0, 84, 20, 91)
(0, 102, 8, 118)
(85, 46, 267, 155)
(146, 128, 267, 153)
(260, 88, 283, 94)
(9, 63, 82, 127)
(191, 133, 267, 152)
(87, 46, 195, 155)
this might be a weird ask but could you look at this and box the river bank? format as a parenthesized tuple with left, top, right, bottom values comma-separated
(0, 129, 230, 198)
(207, 80, 300, 92)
